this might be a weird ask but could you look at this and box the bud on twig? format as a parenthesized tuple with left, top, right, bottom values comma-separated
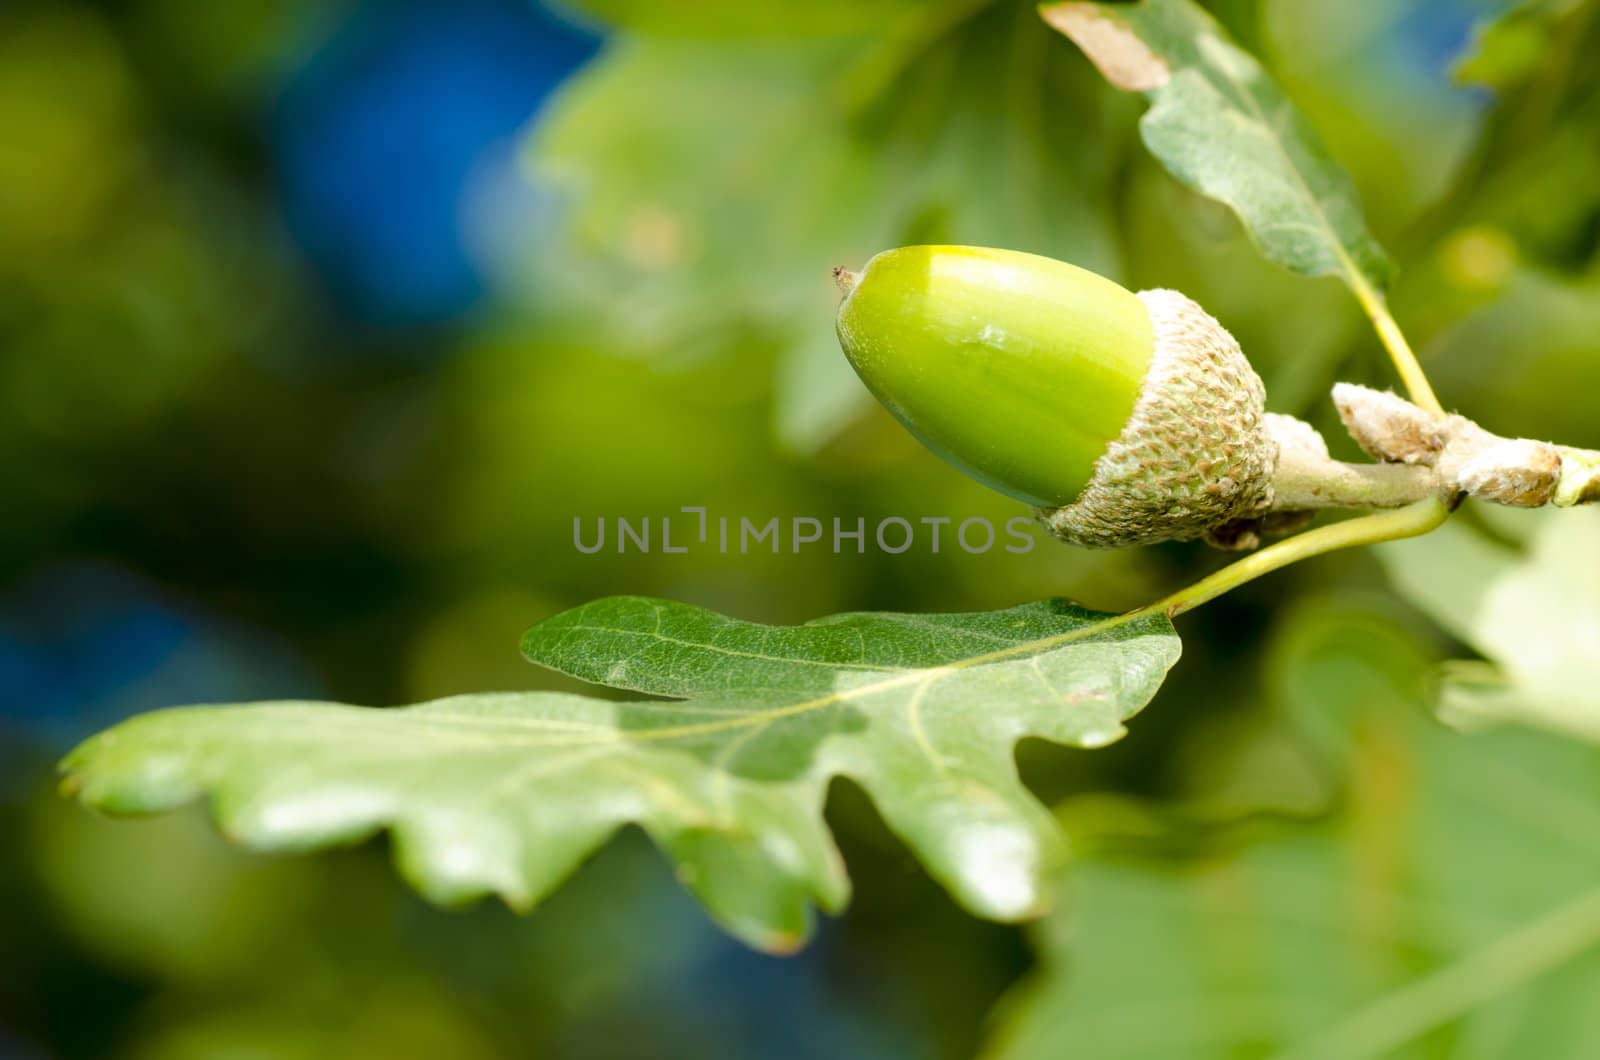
(1332, 384, 1568, 508)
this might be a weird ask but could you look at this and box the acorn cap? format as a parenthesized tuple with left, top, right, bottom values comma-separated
(834, 246, 1277, 548)
(1037, 288, 1274, 548)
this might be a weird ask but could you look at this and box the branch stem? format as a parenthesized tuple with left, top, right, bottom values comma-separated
(1556, 446, 1600, 506)
(1271, 450, 1441, 512)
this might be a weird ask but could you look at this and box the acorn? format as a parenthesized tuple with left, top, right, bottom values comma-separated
(833, 245, 1276, 548)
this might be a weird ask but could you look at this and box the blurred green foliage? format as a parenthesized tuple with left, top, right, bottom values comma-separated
(989, 599, 1600, 1058)
(4, 0, 1599, 1056)
(525, 0, 1127, 448)
(1382, 507, 1600, 743)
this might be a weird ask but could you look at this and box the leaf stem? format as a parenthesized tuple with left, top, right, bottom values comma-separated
(1348, 273, 1445, 418)
(1146, 498, 1451, 619)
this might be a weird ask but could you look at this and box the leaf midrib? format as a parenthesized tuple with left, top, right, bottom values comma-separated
(536, 607, 1158, 746)
(1143, 8, 1377, 293)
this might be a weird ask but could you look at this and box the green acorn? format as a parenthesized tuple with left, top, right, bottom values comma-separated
(834, 245, 1276, 548)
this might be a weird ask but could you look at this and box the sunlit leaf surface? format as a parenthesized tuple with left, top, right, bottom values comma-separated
(1041, 0, 1392, 294)
(62, 597, 1179, 952)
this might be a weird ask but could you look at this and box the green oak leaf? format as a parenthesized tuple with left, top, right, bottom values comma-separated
(985, 604, 1600, 1060)
(1379, 507, 1600, 745)
(1040, 0, 1393, 296)
(61, 597, 1179, 952)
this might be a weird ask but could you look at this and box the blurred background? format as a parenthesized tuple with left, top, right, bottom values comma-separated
(3, 0, 1598, 1057)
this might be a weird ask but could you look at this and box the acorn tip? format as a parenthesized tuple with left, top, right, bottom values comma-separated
(832, 266, 859, 295)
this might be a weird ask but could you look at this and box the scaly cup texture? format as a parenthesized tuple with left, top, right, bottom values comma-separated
(835, 245, 1277, 548)
(1040, 288, 1275, 548)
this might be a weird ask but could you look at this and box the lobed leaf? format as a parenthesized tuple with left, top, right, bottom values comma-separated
(1040, 0, 1393, 294)
(62, 597, 1179, 952)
